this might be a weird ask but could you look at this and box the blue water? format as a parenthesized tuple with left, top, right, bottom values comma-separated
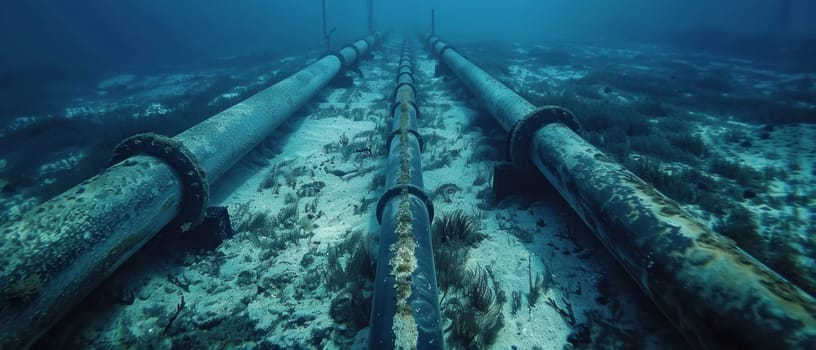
(2, 0, 813, 115)
(3, 0, 811, 205)
(1, 1, 815, 349)
(3, 1, 814, 79)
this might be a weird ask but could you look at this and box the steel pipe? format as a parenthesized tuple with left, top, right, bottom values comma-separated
(426, 35, 816, 349)
(370, 42, 443, 349)
(0, 34, 379, 349)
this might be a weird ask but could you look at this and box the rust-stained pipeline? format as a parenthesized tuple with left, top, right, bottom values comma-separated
(426, 35, 816, 349)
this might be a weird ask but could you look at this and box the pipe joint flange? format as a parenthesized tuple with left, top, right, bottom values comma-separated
(349, 44, 362, 64)
(506, 106, 580, 174)
(393, 82, 417, 102)
(111, 132, 209, 232)
(438, 44, 456, 58)
(376, 184, 435, 224)
(328, 50, 348, 70)
(385, 128, 425, 153)
(390, 100, 420, 120)
(397, 71, 414, 83)
(433, 43, 449, 57)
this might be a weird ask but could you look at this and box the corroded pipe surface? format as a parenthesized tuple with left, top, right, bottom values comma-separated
(0, 35, 379, 349)
(530, 124, 816, 349)
(426, 35, 816, 349)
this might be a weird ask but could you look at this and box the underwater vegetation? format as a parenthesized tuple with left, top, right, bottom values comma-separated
(326, 230, 376, 333)
(3, 18, 811, 348)
(432, 209, 485, 247)
(443, 267, 505, 348)
(459, 39, 816, 316)
(660, 28, 816, 72)
(431, 210, 504, 349)
(532, 90, 816, 296)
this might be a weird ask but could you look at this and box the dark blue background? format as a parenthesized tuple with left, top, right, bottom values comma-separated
(1, 0, 813, 83)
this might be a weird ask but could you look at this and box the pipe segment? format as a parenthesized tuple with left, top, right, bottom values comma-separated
(425, 35, 816, 349)
(398, 65, 413, 77)
(397, 72, 414, 86)
(0, 35, 378, 349)
(370, 42, 444, 350)
(395, 83, 417, 102)
(179, 38, 373, 183)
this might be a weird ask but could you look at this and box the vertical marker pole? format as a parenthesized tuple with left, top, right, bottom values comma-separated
(431, 9, 435, 35)
(322, 0, 331, 51)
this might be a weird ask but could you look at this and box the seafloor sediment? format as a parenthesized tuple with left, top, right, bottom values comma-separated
(1, 37, 813, 349)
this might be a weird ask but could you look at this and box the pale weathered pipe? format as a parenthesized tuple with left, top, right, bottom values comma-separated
(426, 35, 816, 349)
(179, 35, 376, 183)
(0, 34, 378, 349)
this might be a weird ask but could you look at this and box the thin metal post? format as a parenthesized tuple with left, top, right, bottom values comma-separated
(322, 0, 332, 51)
(431, 9, 435, 35)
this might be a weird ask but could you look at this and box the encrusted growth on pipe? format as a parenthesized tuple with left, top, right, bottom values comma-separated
(530, 124, 816, 348)
(371, 42, 442, 349)
(110, 132, 209, 231)
(391, 90, 418, 349)
(426, 35, 816, 349)
(396, 104, 414, 185)
(391, 191, 418, 348)
(505, 106, 580, 174)
(0, 36, 379, 349)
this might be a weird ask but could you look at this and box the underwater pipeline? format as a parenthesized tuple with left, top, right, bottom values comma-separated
(0, 34, 380, 349)
(425, 36, 816, 349)
(369, 42, 444, 349)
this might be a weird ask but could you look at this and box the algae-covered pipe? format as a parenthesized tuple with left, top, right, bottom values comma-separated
(426, 35, 816, 349)
(370, 42, 444, 349)
(0, 34, 379, 349)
